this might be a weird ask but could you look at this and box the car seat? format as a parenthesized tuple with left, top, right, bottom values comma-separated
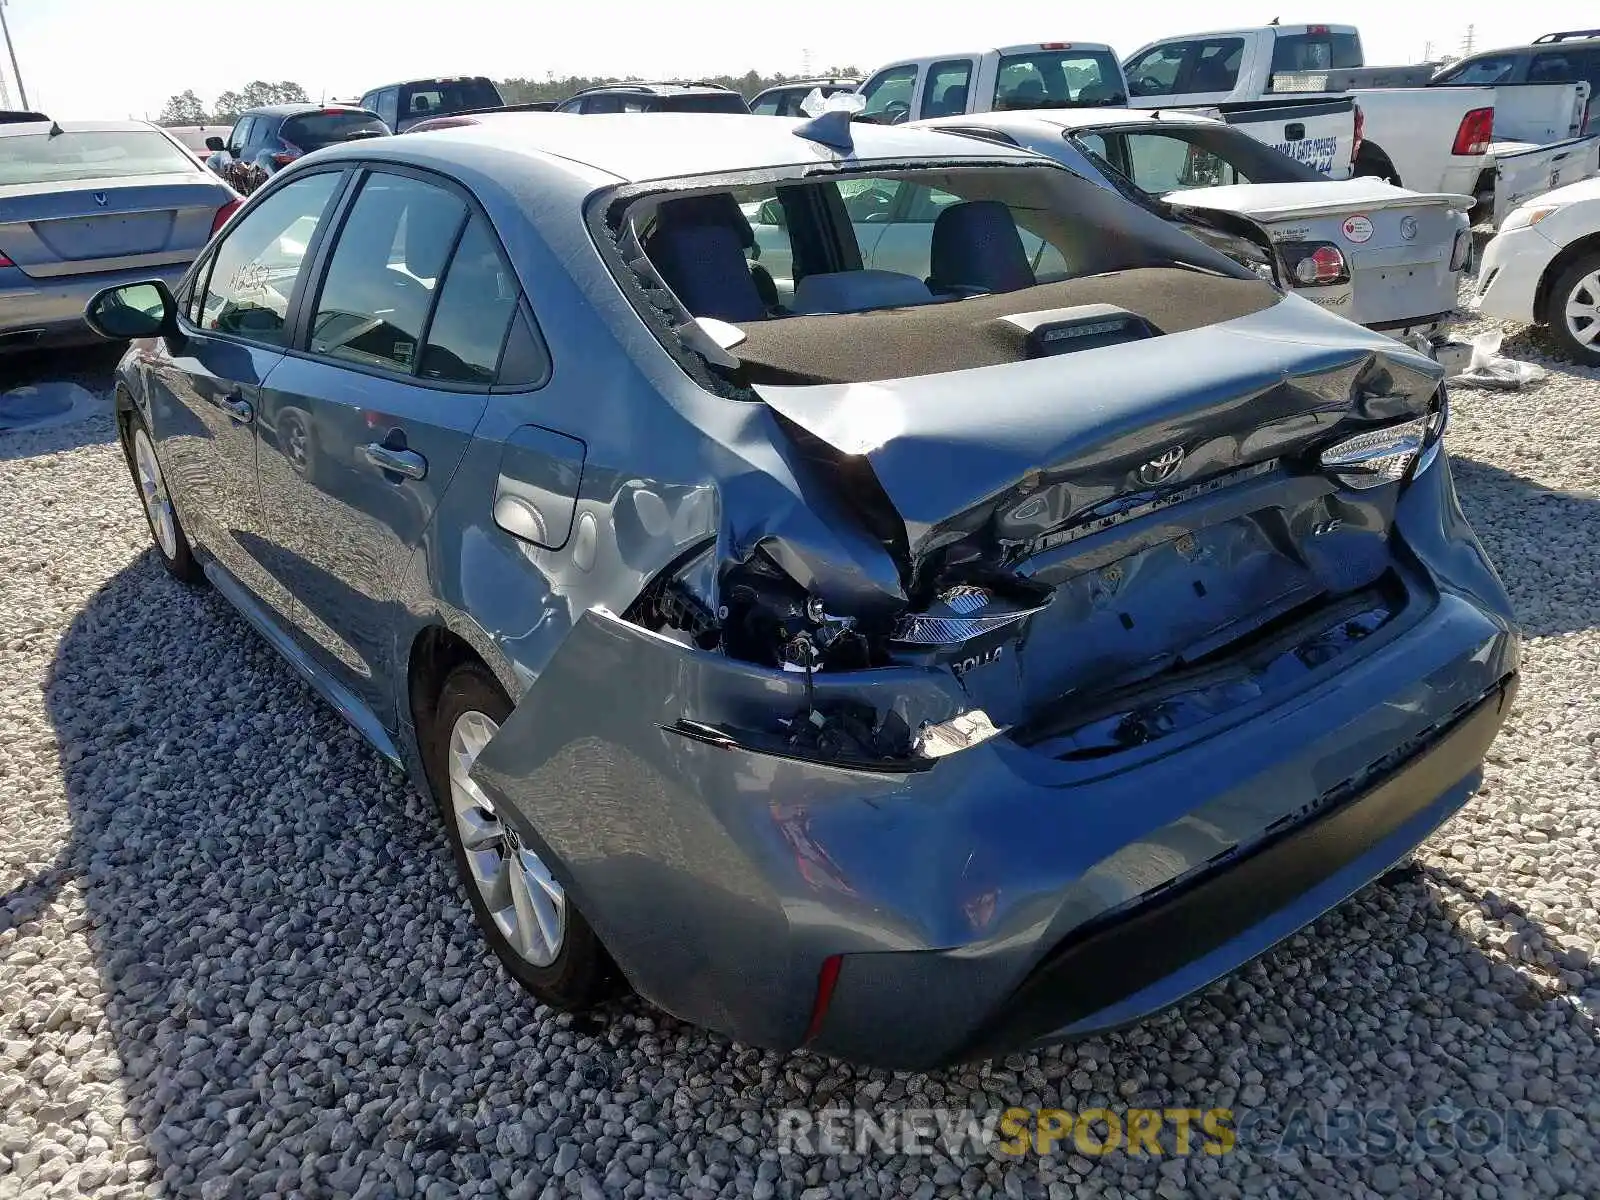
(645, 194, 769, 322)
(927, 200, 1036, 295)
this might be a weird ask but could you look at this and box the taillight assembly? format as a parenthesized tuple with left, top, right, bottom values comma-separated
(0, 250, 13, 268)
(271, 138, 303, 167)
(1280, 241, 1350, 287)
(1320, 396, 1448, 490)
(1449, 228, 1472, 272)
(1451, 107, 1494, 156)
(210, 198, 242, 237)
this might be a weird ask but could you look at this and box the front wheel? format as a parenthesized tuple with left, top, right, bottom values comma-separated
(127, 416, 203, 584)
(1546, 253, 1600, 366)
(424, 661, 617, 1011)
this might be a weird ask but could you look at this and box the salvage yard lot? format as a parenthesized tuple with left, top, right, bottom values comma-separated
(1, 309, 1598, 1198)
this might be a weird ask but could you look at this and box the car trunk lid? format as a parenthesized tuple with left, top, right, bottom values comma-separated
(755, 300, 1442, 729)
(0, 174, 228, 278)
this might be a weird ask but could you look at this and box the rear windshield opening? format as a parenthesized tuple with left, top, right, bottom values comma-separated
(400, 79, 501, 119)
(614, 163, 1278, 387)
(0, 130, 199, 185)
(282, 112, 388, 149)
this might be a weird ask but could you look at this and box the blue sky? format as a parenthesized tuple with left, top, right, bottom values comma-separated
(3, 0, 1595, 119)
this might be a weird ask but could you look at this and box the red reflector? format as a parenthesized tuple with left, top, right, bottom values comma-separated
(0, 252, 13, 268)
(1352, 102, 1365, 161)
(210, 198, 241, 237)
(1451, 107, 1494, 156)
(803, 955, 843, 1042)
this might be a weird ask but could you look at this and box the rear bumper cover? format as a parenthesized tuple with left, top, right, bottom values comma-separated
(469, 455, 1518, 1069)
(0, 261, 193, 350)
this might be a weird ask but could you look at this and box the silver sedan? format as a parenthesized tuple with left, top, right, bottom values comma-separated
(1, 118, 240, 354)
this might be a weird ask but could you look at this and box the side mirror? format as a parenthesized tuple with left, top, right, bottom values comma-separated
(205, 136, 226, 152)
(84, 280, 178, 341)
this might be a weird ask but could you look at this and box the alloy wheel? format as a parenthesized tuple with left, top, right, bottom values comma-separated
(1564, 269, 1600, 348)
(132, 427, 179, 559)
(447, 710, 567, 967)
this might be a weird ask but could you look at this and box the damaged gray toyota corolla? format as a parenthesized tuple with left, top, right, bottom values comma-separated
(91, 112, 1519, 1071)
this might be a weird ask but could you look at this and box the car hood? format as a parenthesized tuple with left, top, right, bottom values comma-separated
(754, 293, 1442, 578)
(1163, 179, 1473, 221)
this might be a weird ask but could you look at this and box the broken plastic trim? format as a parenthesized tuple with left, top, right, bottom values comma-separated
(662, 717, 935, 774)
(913, 709, 1004, 759)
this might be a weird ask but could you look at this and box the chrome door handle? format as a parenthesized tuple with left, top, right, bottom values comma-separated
(362, 443, 428, 480)
(220, 394, 253, 423)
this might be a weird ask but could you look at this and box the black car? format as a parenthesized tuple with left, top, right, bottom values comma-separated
(1432, 30, 1600, 133)
(205, 104, 388, 195)
(749, 78, 860, 116)
(358, 77, 557, 134)
(554, 81, 750, 114)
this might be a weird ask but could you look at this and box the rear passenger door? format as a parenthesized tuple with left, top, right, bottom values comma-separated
(255, 167, 529, 730)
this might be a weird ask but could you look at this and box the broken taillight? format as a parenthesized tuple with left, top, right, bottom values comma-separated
(1451, 108, 1494, 156)
(1281, 242, 1350, 287)
(1319, 417, 1431, 489)
(271, 138, 303, 167)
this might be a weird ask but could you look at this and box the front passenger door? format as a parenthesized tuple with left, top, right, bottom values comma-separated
(151, 169, 348, 627)
(257, 169, 520, 731)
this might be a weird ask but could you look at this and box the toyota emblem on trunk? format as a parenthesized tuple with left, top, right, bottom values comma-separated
(1138, 447, 1185, 486)
(93, 192, 109, 207)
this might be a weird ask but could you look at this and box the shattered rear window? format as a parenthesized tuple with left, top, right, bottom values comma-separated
(603, 160, 1279, 388)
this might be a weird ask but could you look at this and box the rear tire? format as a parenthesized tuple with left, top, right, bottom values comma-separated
(1544, 252, 1600, 366)
(423, 660, 617, 1011)
(125, 412, 203, 584)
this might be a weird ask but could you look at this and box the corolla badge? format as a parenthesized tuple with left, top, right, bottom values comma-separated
(1399, 215, 1418, 241)
(1137, 446, 1186, 486)
(93, 192, 109, 207)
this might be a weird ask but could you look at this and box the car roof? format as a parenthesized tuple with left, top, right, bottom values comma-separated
(0, 118, 172, 138)
(1456, 39, 1600, 57)
(364, 76, 496, 91)
(570, 81, 738, 97)
(323, 111, 1038, 184)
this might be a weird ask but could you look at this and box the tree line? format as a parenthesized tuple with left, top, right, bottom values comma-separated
(155, 68, 862, 125)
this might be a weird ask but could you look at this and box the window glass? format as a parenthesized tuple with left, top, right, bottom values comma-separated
(1124, 133, 1240, 192)
(399, 79, 500, 119)
(310, 173, 467, 373)
(377, 89, 400, 130)
(226, 118, 251, 154)
(920, 60, 974, 118)
(582, 95, 623, 114)
(857, 65, 917, 124)
(994, 49, 1126, 109)
(199, 171, 341, 343)
(1124, 46, 1187, 97)
(1269, 33, 1363, 74)
(420, 216, 519, 384)
(1528, 53, 1576, 83)
(0, 130, 201, 186)
(282, 112, 388, 150)
(751, 93, 783, 116)
(1186, 39, 1245, 93)
(734, 183, 797, 301)
(1434, 55, 1518, 86)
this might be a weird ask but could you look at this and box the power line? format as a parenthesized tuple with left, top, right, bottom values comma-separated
(0, 0, 27, 110)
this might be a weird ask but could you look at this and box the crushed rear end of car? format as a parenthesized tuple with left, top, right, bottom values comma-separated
(468, 149, 1519, 1068)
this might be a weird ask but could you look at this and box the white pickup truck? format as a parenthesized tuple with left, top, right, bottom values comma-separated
(1121, 24, 1600, 226)
(852, 42, 1358, 178)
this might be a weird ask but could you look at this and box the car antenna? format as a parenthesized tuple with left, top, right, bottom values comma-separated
(792, 88, 866, 152)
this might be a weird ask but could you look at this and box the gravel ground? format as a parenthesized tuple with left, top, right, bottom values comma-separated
(1, 307, 1598, 1200)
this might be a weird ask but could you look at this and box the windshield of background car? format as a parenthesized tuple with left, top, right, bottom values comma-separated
(400, 79, 501, 118)
(0, 130, 198, 185)
(994, 50, 1127, 109)
(282, 112, 389, 148)
(1432, 55, 1519, 86)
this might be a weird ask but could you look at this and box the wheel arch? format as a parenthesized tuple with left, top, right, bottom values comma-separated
(1535, 232, 1600, 326)
(404, 618, 518, 744)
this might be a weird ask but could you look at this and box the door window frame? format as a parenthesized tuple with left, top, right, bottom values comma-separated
(919, 59, 975, 119)
(289, 162, 549, 394)
(177, 164, 355, 352)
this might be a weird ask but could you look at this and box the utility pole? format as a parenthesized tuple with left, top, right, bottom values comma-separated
(0, 0, 28, 110)
(1460, 25, 1476, 57)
